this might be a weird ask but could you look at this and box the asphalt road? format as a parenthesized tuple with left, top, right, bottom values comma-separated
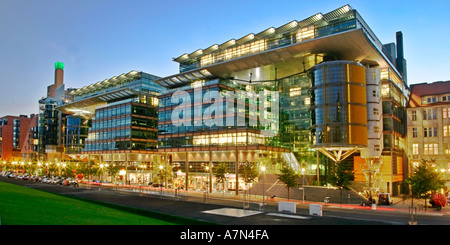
(1, 177, 449, 242)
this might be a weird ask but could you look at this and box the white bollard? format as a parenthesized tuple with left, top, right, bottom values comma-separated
(309, 204, 323, 216)
(278, 201, 296, 214)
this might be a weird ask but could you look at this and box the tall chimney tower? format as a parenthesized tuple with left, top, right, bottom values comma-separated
(47, 62, 65, 98)
(54, 62, 64, 89)
(395, 32, 407, 82)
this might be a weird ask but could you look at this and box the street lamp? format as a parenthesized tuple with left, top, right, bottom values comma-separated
(159, 165, 164, 195)
(177, 169, 182, 189)
(99, 164, 105, 189)
(261, 165, 266, 205)
(301, 167, 306, 203)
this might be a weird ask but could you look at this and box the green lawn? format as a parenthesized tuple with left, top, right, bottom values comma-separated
(0, 181, 208, 225)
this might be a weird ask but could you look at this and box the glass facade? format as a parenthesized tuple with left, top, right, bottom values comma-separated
(158, 78, 280, 149)
(156, 5, 409, 194)
(83, 101, 158, 152)
(65, 116, 90, 154)
(279, 74, 313, 158)
(61, 71, 165, 154)
(310, 61, 368, 147)
(38, 101, 61, 156)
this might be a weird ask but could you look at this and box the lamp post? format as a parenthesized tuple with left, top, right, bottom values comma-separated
(177, 169, 182, 195)
(261, 165, 266, 205)
(159, 164, 164, 195)
(301, 167, 306, 203)
(99, 164, 105, 190)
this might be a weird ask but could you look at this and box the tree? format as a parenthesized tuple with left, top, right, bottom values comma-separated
(240, 162, 259, 189)
(106, 164, 120, 183)
(278, 164, 299, 200)
(327, 161, 353, 204)
(79, 160, 96, 183)
(407, 159, 446, 208)
(214, 163, 229, 195)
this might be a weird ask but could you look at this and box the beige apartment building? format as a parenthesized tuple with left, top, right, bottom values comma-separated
(407, 81, 450, 188)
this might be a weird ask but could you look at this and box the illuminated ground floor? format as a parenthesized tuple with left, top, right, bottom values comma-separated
(52, 147, 411, 197)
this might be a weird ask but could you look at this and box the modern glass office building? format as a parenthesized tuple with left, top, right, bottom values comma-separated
(57, 71, 166, 184)
(156, 5, 409, 195)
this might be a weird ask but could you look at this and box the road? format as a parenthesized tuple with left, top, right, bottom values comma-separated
(2, 176, 449, 226)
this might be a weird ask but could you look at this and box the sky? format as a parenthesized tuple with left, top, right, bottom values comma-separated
(1, 0, 449, 117)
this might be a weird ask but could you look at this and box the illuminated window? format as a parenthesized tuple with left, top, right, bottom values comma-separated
(443, 108, 448, 119)
(412, 144, 419, 155)
(381, 84, 389, 97)
(444, 125, 449, 137)
(289, 87, 301, 97)
(304, 97, 311, 105)
(424, 143, 438, 155)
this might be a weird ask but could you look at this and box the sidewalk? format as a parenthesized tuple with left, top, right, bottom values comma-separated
(78, 181, 450, 217)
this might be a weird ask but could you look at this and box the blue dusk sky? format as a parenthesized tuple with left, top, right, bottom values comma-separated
(0, 0, 449, 116)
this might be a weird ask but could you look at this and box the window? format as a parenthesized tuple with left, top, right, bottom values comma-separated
(445, 144, 450, 155)
(424, 108, 437, 120)
(424, 127, 438, 137)
(427, 97, 437, 103)
(381, 84, 389, 97)
(412, 128, 417, 138)
(304, 97, 311, 105)
(443, 108, 448, 119)
(374, 126, 380, 133)
(444, 125, 449, 137)
(373, 108, 379, 115)
(412, 143, 419, 155)
(289, 87, 301, 97)
(412, 111, 417, 121)
(424, 143, 438, 155)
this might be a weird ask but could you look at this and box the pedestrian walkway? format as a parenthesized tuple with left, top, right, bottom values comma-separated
(108, 182, 450, 217)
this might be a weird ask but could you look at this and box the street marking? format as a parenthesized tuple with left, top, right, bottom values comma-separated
(267, 213, 311, 220)
(202, 208, 262, 218)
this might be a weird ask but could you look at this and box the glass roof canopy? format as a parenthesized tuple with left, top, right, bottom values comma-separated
(56, 88, 138, 118)
(155, 4, 405, 90)
(70, 70, 142, 98)
(173, 5, 355, 64)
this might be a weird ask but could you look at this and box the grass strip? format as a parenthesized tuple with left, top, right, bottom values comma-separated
(0, 181, 213, 225)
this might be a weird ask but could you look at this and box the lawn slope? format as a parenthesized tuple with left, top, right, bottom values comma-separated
(0, 181, 207, 225)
